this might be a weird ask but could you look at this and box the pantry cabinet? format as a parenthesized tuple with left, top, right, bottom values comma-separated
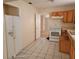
(4, 4, 19, 16)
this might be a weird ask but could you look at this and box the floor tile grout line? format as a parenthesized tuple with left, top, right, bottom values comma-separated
(16, 40, 37, 56)
(15, 38, 69, 59)
(44, 43, 50, 59)
(34, 40, 49, 59)
(27, 39, 45, 59)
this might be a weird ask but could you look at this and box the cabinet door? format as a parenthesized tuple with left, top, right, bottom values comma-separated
(65, 37, 71, 53)
(63, 11, 67, 23)
(67, 10, 73, 23)
(73, 10, 75, 24)
(70, 45, 75, 59)
(52, 12, 58, 16)
(59, 30, 71, 53)
(57, 12, 63, 16)
(59, 36, 67, 53)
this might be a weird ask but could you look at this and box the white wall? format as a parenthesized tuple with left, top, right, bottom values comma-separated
(45, 17, 62, 31)
(62, 22, 75, 29)
(36, 13, 41, 39)
(4, 0, 36, 54)
(42, 16, 46, 32)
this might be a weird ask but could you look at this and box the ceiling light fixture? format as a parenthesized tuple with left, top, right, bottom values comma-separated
(48, 0, 54, 2)
(28, 2, 32, 4)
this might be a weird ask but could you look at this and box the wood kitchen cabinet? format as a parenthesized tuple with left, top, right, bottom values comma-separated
(67, 10, 73, 23)
(72, 10, 75, 24)
(70, 45, 75, 59)
(50, 10, 75, 23)
(51, 12, 58, 16)
(59, 30, 75, 59)
(59, 30, 70, 53)
(59, 36, 67, 53)
(4, 4, 19, 16)
(57, 12, 63, 16)
(63, 11, 67, 22)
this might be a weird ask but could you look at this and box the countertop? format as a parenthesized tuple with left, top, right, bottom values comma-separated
(67, 29, 75, 40)
(61, 27, 75, 48)
(67, 29, 75, 48)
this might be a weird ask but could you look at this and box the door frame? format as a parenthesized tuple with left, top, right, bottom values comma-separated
(4, 15, 8, 59)
(34, 13, 36, 40)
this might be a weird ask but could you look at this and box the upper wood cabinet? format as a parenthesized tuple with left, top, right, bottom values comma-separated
(57, 12, 63, 16)
(50, 10, 75, 23)
(67, 10, 73, 23)
(72, 10, 75, 24)
(63, 11, 67, 22)
(51, 12, 58, 16)
(4, 4, 19, 16)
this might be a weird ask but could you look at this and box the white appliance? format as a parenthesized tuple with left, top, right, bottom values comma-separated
(46, 16, 63, 41)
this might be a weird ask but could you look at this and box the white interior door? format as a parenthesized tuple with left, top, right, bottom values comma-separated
(13, 16, 22, 54)
(5, 15, 16, 59)
(5, 15, 22, 59)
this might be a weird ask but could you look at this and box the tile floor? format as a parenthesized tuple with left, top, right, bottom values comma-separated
(15, 38, 69, 59)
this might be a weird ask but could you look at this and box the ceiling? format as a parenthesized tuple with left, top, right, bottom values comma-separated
(4, 0, 74, 14)
(24, 0, 75, 9)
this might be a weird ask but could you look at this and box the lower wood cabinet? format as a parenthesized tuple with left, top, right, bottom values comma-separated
(59, 37, 66, 53)
(59, 30, 75, 59)
(59, 36, 70, 53)
(70, 44, 75, 59)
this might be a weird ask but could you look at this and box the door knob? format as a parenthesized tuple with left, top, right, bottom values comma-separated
(8, 32, 14, 37)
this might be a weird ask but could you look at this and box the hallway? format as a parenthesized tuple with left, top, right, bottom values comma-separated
(15, 38, 69, 59)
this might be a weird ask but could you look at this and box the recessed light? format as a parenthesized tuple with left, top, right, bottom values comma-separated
(28, 2, 32, 4)
(48, 0, 54, 2)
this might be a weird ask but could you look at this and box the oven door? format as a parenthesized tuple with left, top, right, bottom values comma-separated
(49, 29, 61, 41)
